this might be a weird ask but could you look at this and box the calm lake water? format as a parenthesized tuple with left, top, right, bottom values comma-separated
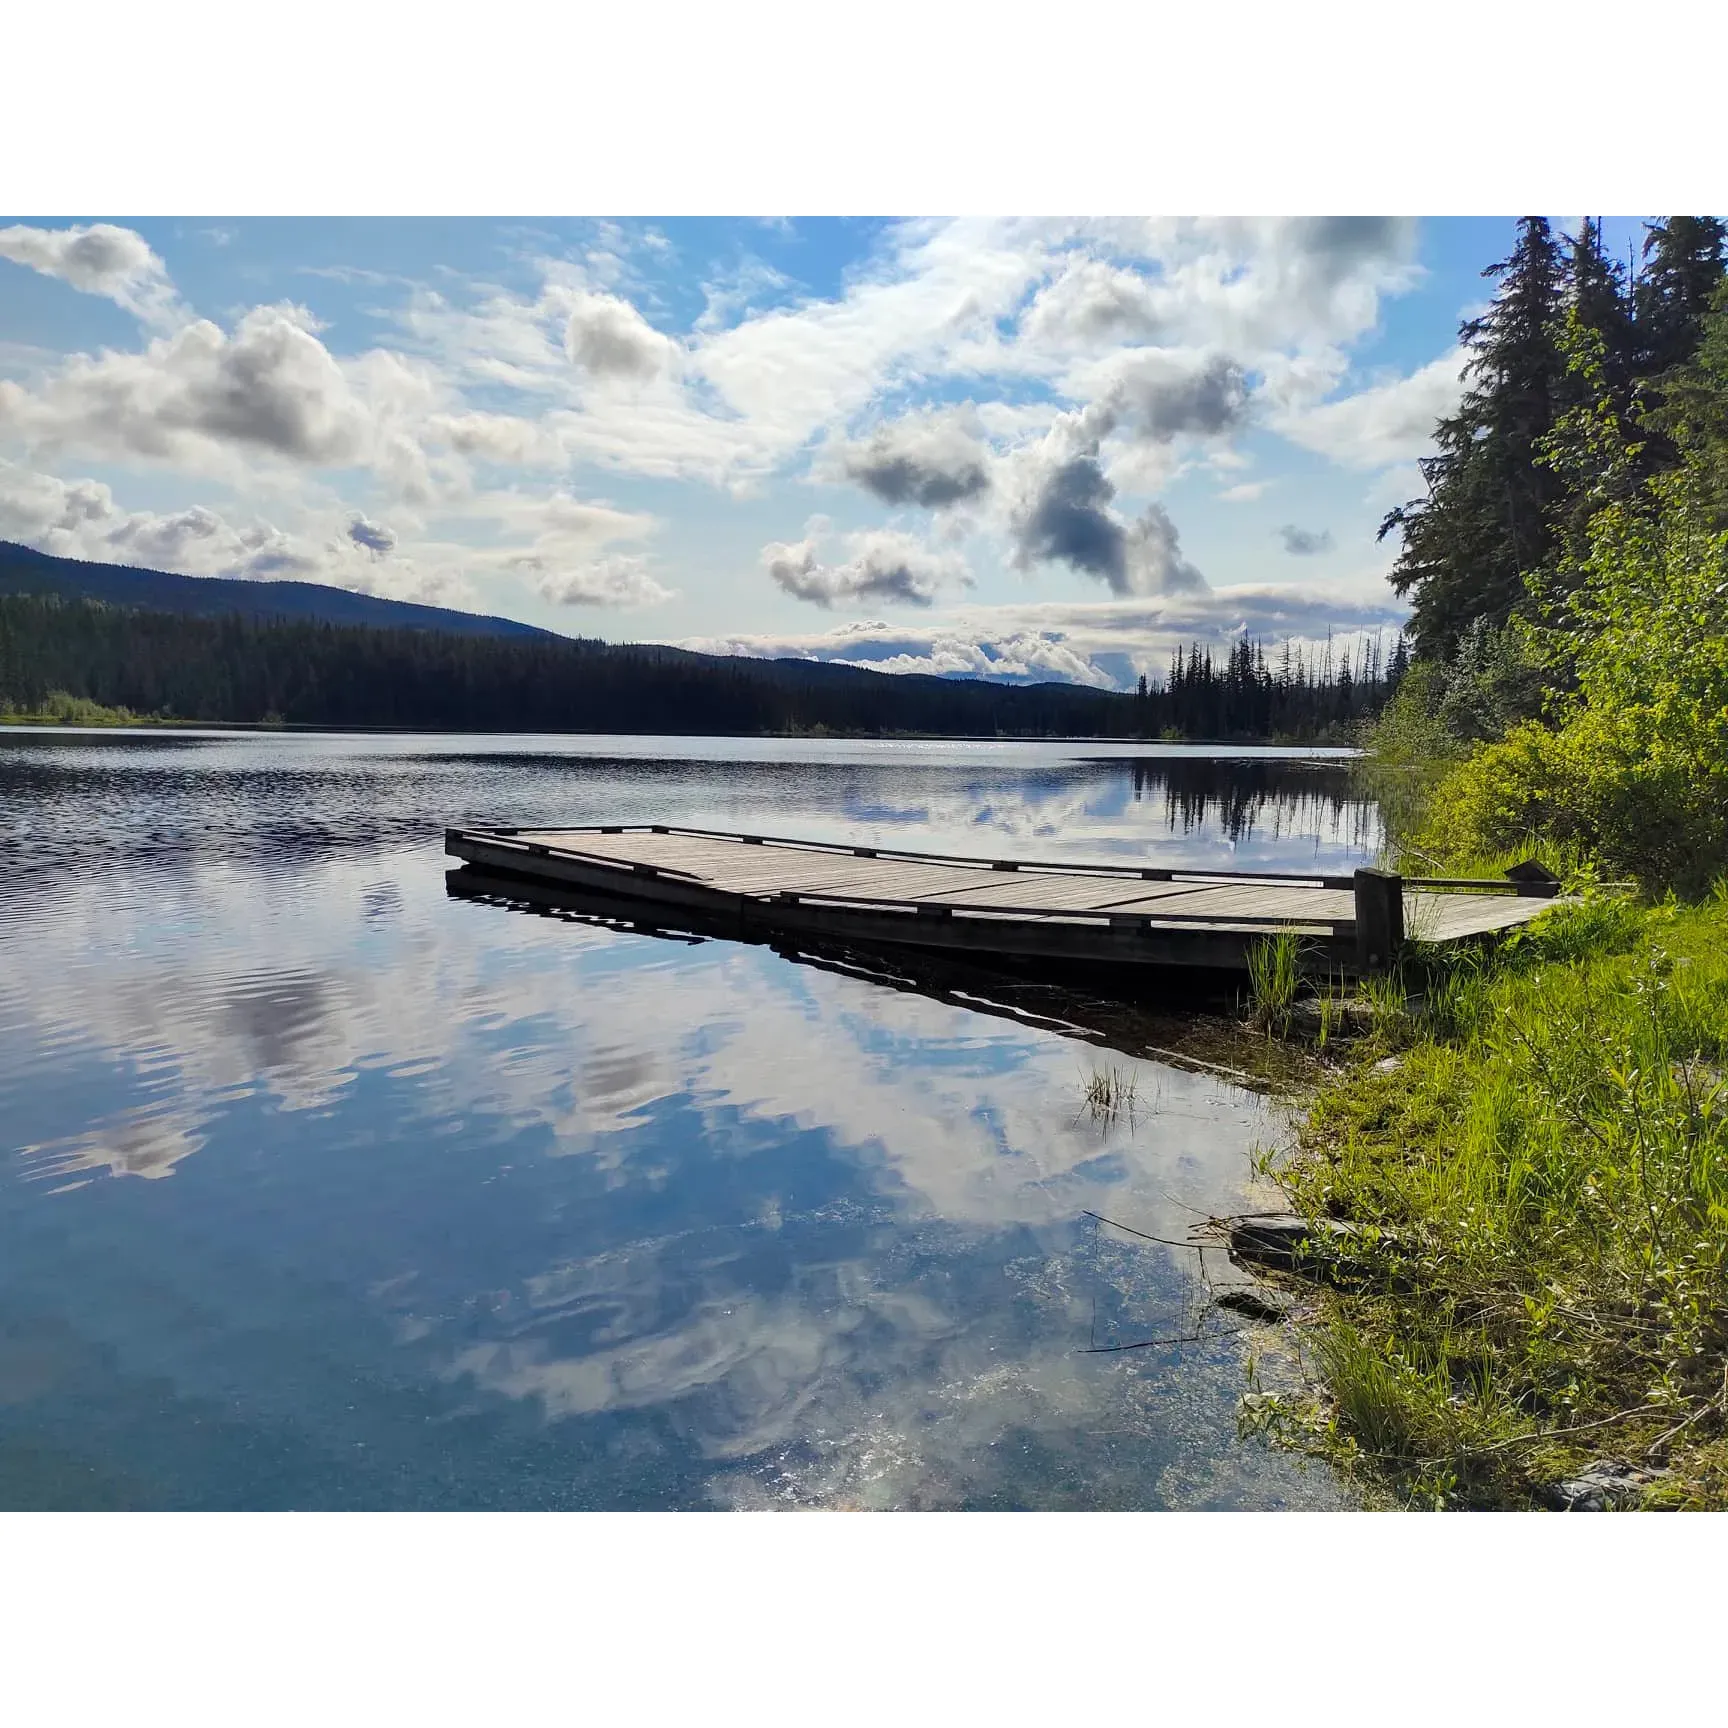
(0, 730, 1377, 1510)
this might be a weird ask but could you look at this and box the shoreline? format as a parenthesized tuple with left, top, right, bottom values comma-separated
(1238, 893, 1728, 1510)
(0, 715, 1361, 749)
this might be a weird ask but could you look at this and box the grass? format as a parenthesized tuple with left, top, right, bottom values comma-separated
(1250, 890, 1728, 1508)
(1080, 1064, 1140, 1126)
(1246, 931, 1302, 1036)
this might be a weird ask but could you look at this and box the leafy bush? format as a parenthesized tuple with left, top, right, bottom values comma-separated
(1407, 476, 1728, 894)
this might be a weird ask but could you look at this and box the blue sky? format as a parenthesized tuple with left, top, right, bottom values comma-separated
(0, 215, 1651, 687)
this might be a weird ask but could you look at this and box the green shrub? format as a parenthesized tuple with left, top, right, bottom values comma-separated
(1400, 473, 1728, 895)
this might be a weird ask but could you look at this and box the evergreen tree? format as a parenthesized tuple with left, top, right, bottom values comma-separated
(1381, 218, 1568, 657)
(1634, 216, 1727, 378)
(1642, 276, 1728, 527)
(1562, 218, 1638, 441)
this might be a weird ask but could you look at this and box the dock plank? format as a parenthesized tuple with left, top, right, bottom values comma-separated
(915, 874, 1217, 912)
(454, 824, 1570, 974)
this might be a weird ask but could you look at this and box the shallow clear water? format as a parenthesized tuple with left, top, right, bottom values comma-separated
(0, 730, 1374, 1509)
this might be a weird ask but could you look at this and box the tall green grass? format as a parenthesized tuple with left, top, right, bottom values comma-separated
(1271, 893, 1728, 1507)
(1246, 931, 1301, 1035)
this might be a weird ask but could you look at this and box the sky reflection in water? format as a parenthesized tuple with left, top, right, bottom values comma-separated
(0, 732, 1372, 1508)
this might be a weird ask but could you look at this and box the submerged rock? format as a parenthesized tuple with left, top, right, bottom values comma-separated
(1539, 1459, 1667, 1511)
(1226, 1214, 1380, 1272)
(1216, 1287, 1291, 1323)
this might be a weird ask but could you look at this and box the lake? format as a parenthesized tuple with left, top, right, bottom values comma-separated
(0, 730, 1376, 1509)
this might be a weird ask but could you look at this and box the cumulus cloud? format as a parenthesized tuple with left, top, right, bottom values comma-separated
(564, 291, 679, 380)
(347, 513, 396, 555)
(1276, 347, 1465, 468)
(676, 579, 1409, 690)
(374, 216, 1423, 505)
(765, 528, 971, 610)
(426, 410, 550, 464)
(1008, 445, 1206, 597)
(536, 554, 674, 608)
(1013, 453, 1127, 586)
(1127, 502, 1207, 594)
(687, 620, 1115, 688)
(835, 406, 991, 508)
(0, 459, 455, 601)
(0, 222, 177, 324)
(0, 304, 374, 470)
(1018, 258, 1163, 346)
(0, 215, 1449, 638)
(1278, 524, 1333, 556)
(1098, 350, 1250, 443)
(471, 489, 664, 605)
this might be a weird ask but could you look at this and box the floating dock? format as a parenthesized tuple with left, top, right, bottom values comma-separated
(444, 823, 1567, 976)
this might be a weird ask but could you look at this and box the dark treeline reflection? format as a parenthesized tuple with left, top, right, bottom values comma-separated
(1124, 755, 1378, 851)
(1, 735, 1376, 892)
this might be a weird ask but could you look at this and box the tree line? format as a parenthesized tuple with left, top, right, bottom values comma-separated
(0, 590, 1399, 742)
(1373, 214, 1728, 892)
(1385, 215, 1726, 659)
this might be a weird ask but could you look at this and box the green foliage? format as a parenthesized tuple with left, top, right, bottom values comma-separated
(1246, 931, 1302, 1035)
(1291, 220, 1728, 1507)
(1385, 216, 1726, 664)
(0, 688, 146, 726)
(1278, 896, 1728, 1508)
(1364, 249, 1728, 898)
(1411, 470, 1728, 893)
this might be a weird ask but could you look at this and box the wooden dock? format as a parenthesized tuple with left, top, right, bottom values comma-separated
(444, 823, 1568, 976)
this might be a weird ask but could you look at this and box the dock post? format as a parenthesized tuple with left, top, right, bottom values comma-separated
(1353, 868, 1404, 973)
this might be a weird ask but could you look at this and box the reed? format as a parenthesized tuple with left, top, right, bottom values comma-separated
(1246, 931, 1301, 1035)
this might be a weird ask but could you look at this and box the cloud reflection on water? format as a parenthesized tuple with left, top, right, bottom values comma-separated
(0, 734, 1355, 1507)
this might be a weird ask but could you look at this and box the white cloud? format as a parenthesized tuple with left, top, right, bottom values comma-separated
(537, 553, 674, 608)
(678, 578, 1408, 689)
(0, 216, 1452, 640)
(1276, 347, 1465, 468)
(0, 222, 178, 325)
(1018, 258, 1164, 348)
(831, 405, 992, 508)
(0, 304, 445, 492)
(564, 291, 680, 380)
(765, 527, 972, 610)
(0, 459, 463, 604)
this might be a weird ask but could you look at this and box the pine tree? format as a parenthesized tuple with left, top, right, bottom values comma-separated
(1643, 276, 1728, 527)
(1634, 217, 1727, 379)
(1381, 218, 1568, 657)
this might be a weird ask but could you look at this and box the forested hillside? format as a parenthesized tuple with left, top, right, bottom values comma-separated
(0, 541, 554, 640)
(0, 591, 1396, 740)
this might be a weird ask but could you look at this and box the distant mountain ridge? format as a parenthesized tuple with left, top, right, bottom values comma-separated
(0, 541, 557, 641)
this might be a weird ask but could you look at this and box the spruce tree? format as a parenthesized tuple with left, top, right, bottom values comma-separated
(1634, 216, 1727, 379)
(1547, 220, 1640, 567)
(1567, 219, 1636, 395)
(1381, 217, 1568, 657)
